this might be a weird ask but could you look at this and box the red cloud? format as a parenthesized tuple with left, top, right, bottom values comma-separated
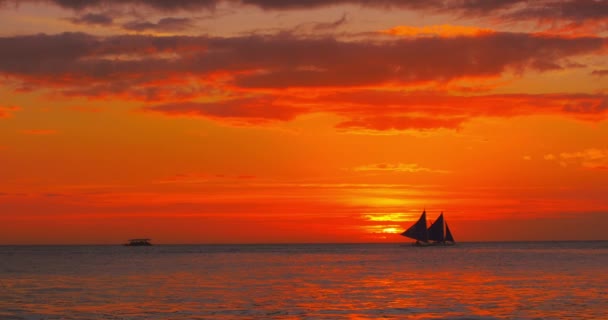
(592, 69, 608, 76)
(0, 105, 20, 118)
(141, 90, 608, 130)
(336, 116, 467, 131)
(142, 97, 308, 124)
(325, 91, 608, 130)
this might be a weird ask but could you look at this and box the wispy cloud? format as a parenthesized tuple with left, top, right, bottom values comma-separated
(380, 25, 494, 38)
(545, 148, 608, 170)
(327, 92, 608, 130)
(312, 13, 347, 31)
(142, 98, 308, 125)
(353, 163, 450, 174)
(591, 69, 608, 77)
(0, 105, 19, 118)
(123, 17, 195, 32)
(67, 12, 114, 26)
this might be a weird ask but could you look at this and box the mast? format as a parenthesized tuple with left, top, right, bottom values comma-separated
(401, 210, 429, 242)
(428, 212, 445, 242)
(445, 221, 455, 243)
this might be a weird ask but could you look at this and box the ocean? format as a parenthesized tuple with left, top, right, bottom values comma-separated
(1, 242, 606, 319)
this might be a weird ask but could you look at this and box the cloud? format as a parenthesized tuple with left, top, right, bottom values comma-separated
(285, 13, 350, 35)
(0, 0, 218, 11)
(0, 105, 19, 118)
(312, 13, 348, 31)
(380, 25, 494, 38)
(140, 91, 608, 130)
(0, 33, 604, 88)
(592, 69, 608, 76)
(1, 32, 603, 97)
(562, 98, 608, 115)
(67, 12, 113, 26)
(504, 1, 608, 24)
(545, 148, 608, 170)
(1, 32, 607, 130)
(1, 0, 606, 25)
(336, 115, 468, 131)
(353, 163, 449, 173)
(123, 17, 195, 32)
(142, 97, 307, 124)
(227, 32, 605, 89)
(324, 91, 608, 130)
(0, 0, 504, 12)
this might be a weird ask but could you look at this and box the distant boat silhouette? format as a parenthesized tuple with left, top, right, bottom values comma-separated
(124, 239, 152, 246)
(401, 210, 455, 246)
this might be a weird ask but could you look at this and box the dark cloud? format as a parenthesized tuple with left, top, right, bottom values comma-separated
(505, 0, 608, 23)
(562, 97, 608, 114)
(123, 17, 195, 32)
(0, 32, 604, 96)
(2, 1, 608, 26)
(0, 0, 218, 10)
(0, 0, 463, 11)
(0, 32, 606, 130)
(312, 13, 348, 31)
(67, 12, 113, 25)
(238, 0, 445, 10)
(0, 0, 583, 17)
(230, 33, 605, 88)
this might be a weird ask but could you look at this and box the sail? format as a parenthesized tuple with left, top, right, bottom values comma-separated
(401, 211, 429, 242)
(445, 221, 455, 242)
(428, 212, 445, 242)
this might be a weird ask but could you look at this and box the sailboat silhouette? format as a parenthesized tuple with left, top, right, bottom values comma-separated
(401, 210, 455, 246)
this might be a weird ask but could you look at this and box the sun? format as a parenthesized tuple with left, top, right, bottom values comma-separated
(381, 227, 400, 234)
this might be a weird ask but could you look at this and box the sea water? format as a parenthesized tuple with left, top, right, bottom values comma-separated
(0, 242, 606, 319)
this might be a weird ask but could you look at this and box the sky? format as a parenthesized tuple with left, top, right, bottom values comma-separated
(1, 0, 607, 244)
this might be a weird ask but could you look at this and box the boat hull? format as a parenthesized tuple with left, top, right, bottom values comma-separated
(412, 241, 455, 247)
(123, 239, 152, 246)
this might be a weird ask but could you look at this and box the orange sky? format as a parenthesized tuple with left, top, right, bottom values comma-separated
(1, 0, 607, 244)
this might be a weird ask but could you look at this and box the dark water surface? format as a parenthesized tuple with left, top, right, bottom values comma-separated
(1, 242, 607, 319)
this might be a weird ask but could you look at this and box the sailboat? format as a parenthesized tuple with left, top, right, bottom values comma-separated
(401, 210, 455, 246)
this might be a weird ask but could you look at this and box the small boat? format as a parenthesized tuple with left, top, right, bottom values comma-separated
(401, 210, 455, 246)
(124, 239, 152, 246)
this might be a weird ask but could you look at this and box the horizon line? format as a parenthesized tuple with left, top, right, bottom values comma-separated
(1, 239, 607, 246)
